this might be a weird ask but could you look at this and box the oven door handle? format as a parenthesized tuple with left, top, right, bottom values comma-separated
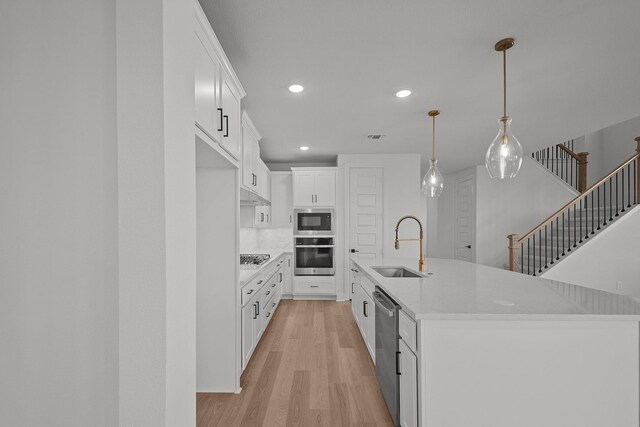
(373, 291, 395, 317)
(295, 245, 335, 248)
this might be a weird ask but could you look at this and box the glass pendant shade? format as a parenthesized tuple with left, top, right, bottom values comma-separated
(485, 117, 523, 179)
(422, 159, 444, 197)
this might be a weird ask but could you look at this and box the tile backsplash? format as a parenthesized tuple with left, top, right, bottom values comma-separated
(240, 227, 293, 253)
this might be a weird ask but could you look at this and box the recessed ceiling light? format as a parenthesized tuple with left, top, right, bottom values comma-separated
(299, 146, 310, 151)
(289, 84, 304, 93)
(395, 89, 412, 98)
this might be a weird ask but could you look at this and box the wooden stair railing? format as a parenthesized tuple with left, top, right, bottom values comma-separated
(508, 137, 640, 275)
(532, 140, 589, 193)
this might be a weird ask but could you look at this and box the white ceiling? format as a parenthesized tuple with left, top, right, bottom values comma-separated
(199, 0, 640, 174)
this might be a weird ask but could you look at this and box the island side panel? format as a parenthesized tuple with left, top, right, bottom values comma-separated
(419, 320, 639, 427)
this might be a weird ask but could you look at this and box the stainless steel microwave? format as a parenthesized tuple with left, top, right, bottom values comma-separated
(294, 209, 334, 235)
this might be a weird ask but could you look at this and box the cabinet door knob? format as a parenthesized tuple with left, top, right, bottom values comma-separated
(465, 245, 471, 249)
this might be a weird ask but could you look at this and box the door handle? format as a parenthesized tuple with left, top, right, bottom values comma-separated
(217, 108, 224, 131)
(223, 115, 229, 137)
(465, 245, 471, 249)
(350, 249, 359, 253)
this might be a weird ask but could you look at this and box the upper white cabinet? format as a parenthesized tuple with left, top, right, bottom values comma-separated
(292, 168, 337, 207)
(194, 3, 245, 160)
(241, 112, 270, 201)
(219, 70, 242, 159)
(270, 172, 293, 227)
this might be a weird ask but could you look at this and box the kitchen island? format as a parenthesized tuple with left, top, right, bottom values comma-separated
(351, 256, 640, 427)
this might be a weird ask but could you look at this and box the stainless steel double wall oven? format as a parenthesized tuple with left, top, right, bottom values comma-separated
(294, 209, 335, 276)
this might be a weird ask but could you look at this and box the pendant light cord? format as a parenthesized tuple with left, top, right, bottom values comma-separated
(431, 115, 436, 161)
(503, 50, 507, 119)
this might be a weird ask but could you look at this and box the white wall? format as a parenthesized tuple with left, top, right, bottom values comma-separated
(542, 206, 640, 298)
(580, 116, 640, 185)
(0, 1, 118, 425)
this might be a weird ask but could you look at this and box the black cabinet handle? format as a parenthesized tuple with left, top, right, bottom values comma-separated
(465, 245, 471, 249)
(351, 282, 354, 294)
(350, 249, 359, 253)
(256, 301, 260, 315)
(396, 351, 402, 375)
(266, 214, 269, 222)
(260, 212, 264, 222)
(266, 290, 271, 296)
(253, 303, 257, 319)
(217, 108, 224, 131)
(247, 289, 254, 295)
(257, 280, 263, 285)
(363, 300, 368, 317)
(223, 115, 229, 137)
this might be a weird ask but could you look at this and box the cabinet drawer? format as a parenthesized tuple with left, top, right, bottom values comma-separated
(399, 309, 417, 353)
(242, 280, 263, 306)
(294, 279, 335, 294)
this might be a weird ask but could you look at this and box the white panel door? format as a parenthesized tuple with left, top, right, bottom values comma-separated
(349, 168, 384, 264)
(399, 338, 418, 427)
(241, 125, 257, 189)
(455, 176, 474, 262)
(314, 171, 336, 206)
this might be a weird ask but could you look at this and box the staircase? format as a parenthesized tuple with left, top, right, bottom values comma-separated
(531, 140, 589, 193)
(509, 137, 640, 276)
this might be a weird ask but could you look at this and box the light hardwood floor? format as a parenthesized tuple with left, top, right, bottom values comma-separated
(196, 300, 394, 427)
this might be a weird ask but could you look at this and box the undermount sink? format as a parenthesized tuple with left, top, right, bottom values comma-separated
(371, 266, 423, 278)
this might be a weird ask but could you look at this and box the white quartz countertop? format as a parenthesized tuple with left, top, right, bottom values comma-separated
(239, 251, 291, 286)
(352, 257, 640, 321)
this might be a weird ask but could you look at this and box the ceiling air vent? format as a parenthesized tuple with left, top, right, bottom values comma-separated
(367, 134, 387, 140)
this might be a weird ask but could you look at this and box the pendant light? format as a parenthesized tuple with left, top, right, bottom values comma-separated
(421, 110, 444, 197)
(485, 38, 523, 179)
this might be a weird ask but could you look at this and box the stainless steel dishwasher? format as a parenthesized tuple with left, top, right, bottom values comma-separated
(373, 286, 400, 426)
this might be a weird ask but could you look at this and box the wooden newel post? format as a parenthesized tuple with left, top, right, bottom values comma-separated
(577, 152, 588, 193)
(507, 234, 520, 272)
(635, 137, 640, 204)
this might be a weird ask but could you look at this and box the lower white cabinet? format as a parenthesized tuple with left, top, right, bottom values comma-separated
(294, 276, 335, 294)
(241, 256, 285, 370)
(399, 338, 418, 427)
(283, 255, 292, 295)
(241, 298, 257, 368)
(353, 280, 375, 362)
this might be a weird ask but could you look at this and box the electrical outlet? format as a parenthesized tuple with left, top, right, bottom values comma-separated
(616, 281, 623, 290)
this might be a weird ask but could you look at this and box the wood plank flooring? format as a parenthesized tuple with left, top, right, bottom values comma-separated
(196, 300, 394, 427)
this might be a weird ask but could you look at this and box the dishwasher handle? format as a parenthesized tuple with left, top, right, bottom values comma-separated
(373, 291, 395, 317)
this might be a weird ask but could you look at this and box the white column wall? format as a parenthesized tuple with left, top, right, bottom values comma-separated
(116, 0, 196, 425)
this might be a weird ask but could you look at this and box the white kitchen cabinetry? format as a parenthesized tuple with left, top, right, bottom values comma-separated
(219, 71, 241, 159)
(351, 272, 375, 362)
(241, 256, 286, 370)
(283, 254, 293, 295)
(194, 10, 244, 160)
(257, 160, 271, 201)
(241, 112, 261, 193)
(270, 172, 293, 227)
(292, 168, 336, 207)
(399, 337, 418, 427)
